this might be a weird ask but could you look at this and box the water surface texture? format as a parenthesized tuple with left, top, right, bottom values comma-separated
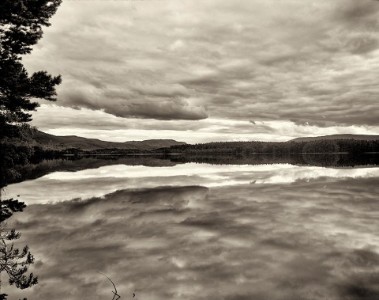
(4, 162, 379, 300)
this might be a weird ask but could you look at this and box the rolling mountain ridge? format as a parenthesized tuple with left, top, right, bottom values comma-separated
(290, 134, 379, 143)
(32, 131, 379, 152)
(32, 130, 186, 151)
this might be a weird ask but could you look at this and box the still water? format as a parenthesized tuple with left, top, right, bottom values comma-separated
(3, 160, 379, 300)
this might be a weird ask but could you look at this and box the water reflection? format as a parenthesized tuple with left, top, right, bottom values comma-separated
(4, 159, 379, 300)
(5, 163, 379, 204)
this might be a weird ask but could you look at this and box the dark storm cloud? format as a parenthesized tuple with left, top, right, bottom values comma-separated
(336, 0, 379, 24)
(103, 98, 207, 121)
(24, 0, 379, 128)
(7, 175, 379, 300)
(61, 86, 207, 120)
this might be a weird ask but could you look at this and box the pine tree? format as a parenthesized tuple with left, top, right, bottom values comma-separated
(0, 1, 62, 298)
(0, 0, 62, 139)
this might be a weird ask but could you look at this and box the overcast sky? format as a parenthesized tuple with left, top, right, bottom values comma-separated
(25, 0, 379, 142)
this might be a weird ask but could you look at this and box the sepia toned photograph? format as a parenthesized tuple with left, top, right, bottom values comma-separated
(1, 0, 379, 299)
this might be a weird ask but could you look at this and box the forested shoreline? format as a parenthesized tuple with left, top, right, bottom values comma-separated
(164, 139, 379, 155)
(3, 136, 379, 180)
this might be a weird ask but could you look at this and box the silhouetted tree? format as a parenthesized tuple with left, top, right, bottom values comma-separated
(1, 2, 62, 297)
(0, 0, 62, 140)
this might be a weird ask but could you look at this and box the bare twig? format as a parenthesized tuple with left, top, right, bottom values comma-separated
(98, 271, 120, 300)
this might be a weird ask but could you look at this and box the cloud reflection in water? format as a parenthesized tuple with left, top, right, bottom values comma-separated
(5, 163, 379, 204)
(5, 164, 379, 300)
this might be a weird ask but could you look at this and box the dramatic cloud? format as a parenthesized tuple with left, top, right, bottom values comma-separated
(24, 0, 379, 138)
(31, 104, 379, 142)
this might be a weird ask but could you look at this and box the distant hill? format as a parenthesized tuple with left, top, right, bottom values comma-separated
(290, 134, 379, 143)
(32, 130, 186, 151)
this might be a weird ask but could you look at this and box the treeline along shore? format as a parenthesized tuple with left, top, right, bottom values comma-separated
(4, 132, 379, 162)
(2, 133, 379, 186)
(160, 138, 379, 156)
(24, 131, 379, 158)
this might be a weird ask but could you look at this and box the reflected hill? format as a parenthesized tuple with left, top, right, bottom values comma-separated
(8, 153, 379, 185)
(11, 156, 178, 185)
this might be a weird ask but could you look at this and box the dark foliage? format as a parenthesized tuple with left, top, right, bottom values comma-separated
(0, 0, 61, 55)
(0, 197, 38, 297)
(165, 139, 379, 156)
(1, 1, 62, 298)
(0, 199, 26, 223)
(1, 0, 62, 139)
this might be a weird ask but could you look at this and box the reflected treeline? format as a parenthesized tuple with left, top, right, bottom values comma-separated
(5, 152, 379, 187)
(8, 155, 178, 185)
(170, 152, 379, 167)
